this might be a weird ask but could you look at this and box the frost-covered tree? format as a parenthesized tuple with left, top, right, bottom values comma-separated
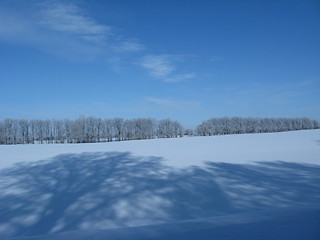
(195, 117, 320, 136)
(103, 119, 114, 142)
(113, 118, 124, 141)
(184, 129, 194, 136)
(1, 116, 317, 145)
(157, 119, 183, 138)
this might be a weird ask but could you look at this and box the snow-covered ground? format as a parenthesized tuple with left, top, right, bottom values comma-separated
(1, 129, 320, 169)
(1, 130, 320, 239)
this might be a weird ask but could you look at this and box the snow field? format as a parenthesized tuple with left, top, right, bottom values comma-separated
(1, 129, 319, 169)
(0, 129, 319, 239)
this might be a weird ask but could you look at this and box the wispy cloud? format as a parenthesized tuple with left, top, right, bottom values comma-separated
(113, 40, 145, 52)
(145, 97, 201, 109)
(0, 1, 198, 79)
(0, 1, 145, 61)
(140, 55, 175, 78)
(139, 55, 195, 82)
(38, 2, 111, 45)
(164, 73, 196, 83)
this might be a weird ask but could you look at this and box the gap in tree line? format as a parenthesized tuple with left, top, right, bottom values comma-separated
(0, 116, 319, 145)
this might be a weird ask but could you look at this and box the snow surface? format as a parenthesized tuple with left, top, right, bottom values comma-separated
(0, 130, 320, 239)
(1, 129, 320, 170)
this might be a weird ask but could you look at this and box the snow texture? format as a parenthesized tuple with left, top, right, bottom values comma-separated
(0, 130, 319, 239)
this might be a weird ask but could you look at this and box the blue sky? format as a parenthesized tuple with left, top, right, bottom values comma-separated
(0, 0, 319, 128)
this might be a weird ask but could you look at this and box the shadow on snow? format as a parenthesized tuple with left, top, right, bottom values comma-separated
(0, 152, 320, 239)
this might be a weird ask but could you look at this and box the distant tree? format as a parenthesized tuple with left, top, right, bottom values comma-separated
(113, 118, 124, 141)
(157, 119, 183, 138)
(1, 116, 318, 145)
(184, 129, 194, 136)
(195, 117, 319, 136)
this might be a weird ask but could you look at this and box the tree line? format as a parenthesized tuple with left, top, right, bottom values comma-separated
(196, 117, 319, 136)
(0, 116, 184, 145)
(0, 116, 319, 145)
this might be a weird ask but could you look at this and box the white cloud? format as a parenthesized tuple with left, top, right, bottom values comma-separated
(114, 40, 145, 52)
(164, 73, 196, 83)
(139, 55, 195, 82)
(144, 97, 201, 109)
(140, 55, 175, 79)
(38, 2, 111, 45)
(0, 1, 198, 79)
(0, 1, 144, 61)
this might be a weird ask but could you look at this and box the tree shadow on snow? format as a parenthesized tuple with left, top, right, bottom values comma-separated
(0, 152, 320, 239)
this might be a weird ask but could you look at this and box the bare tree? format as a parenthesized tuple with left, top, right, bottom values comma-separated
(1, 116, 318, 145)
(196, 117, 319, 136)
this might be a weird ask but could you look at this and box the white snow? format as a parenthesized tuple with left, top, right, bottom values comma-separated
(1, 129, 319, 169)
(0, 130, 319, 240)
